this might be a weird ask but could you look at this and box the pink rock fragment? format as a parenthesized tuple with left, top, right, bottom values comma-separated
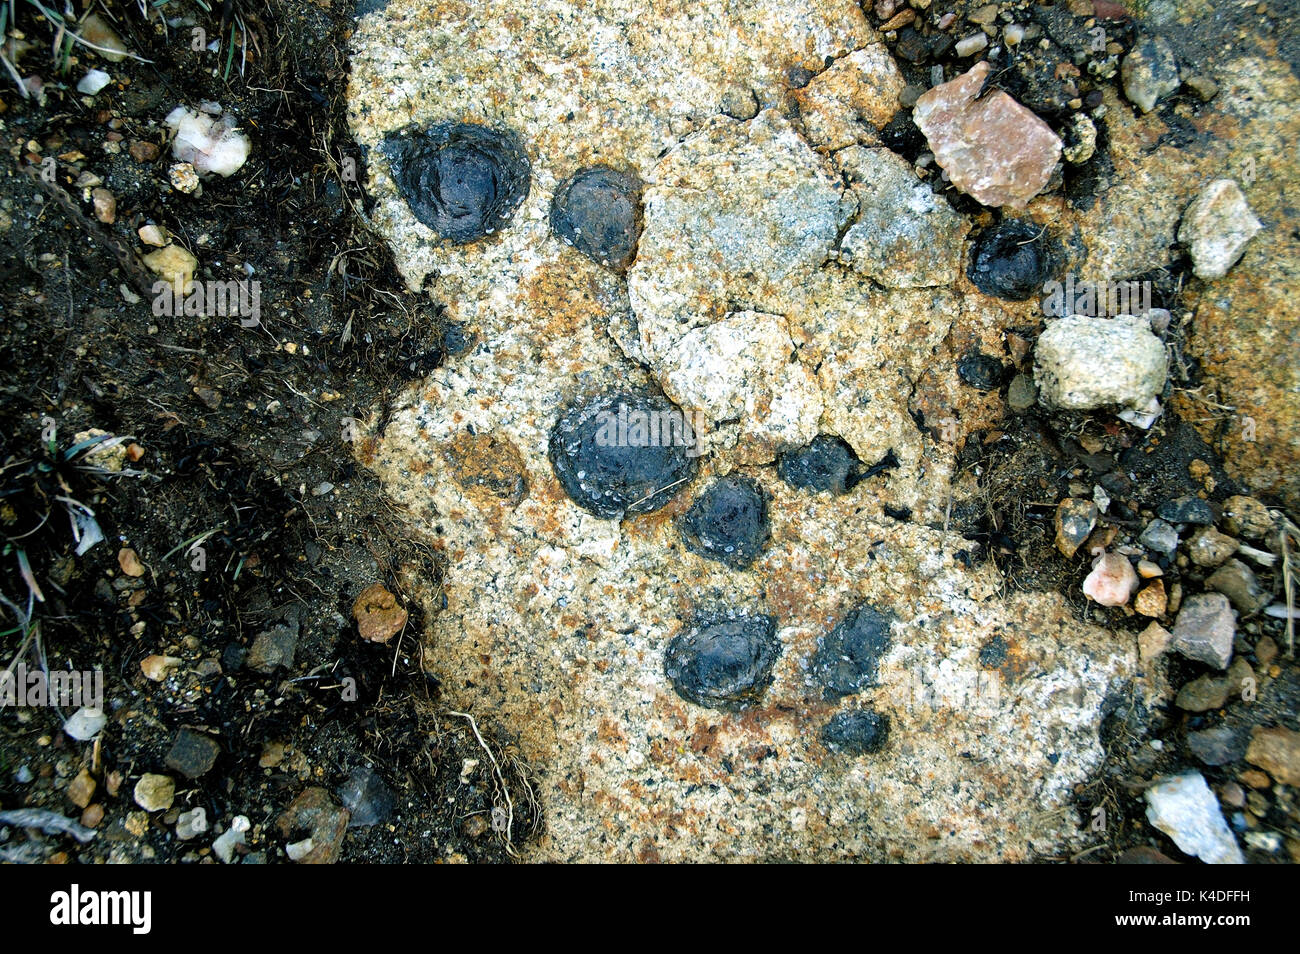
(1083, 551, 1138, 607)
(912, 61, 1062, 209)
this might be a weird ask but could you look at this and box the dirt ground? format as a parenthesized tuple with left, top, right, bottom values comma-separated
(0, 0, 1295, 863)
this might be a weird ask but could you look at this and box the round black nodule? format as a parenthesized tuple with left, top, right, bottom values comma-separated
(664, 614, 781, 710)
(382, 123, 531, 243)
(967, 221, 1056, 301)
(811, 602, 894, 698)
(548, 390, 699, 519)
(550, 167, 643, 270)
(777, 434, 860, 495)
(957, 351, 1005, 391)
(821, 709, 890, 755)
(679, 476, 769, 569)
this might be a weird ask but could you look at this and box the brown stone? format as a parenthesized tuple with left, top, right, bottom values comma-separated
(1245, 726, 1300, 786)
(128, 140, 160, 162)
(67, 768, 96, 809)
(1134, 581, 1167, 618)
(117, 547, 145, 577)
(1054, 498, 1098, 558)
(275, 787, 350, 864)
(352, 583, 409, 644)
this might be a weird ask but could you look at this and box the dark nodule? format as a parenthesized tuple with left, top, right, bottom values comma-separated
(382, 122, 531, 243)
(821, 709, 890, 755)
(548, 389, 698, 519)
(777, 434, 861, 494)
(967, 221, 1056, 301)
(550, 166, 643, 270)
(664, 614, 781, 710)
(811, 602, 894, 698)
(679, 476, 770, 569)
(957, 351, 1005, 391)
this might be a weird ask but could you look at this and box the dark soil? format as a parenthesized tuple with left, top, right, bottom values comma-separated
(0, 0, 536, 863)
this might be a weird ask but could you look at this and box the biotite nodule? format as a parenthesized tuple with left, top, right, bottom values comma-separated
(663, 613, 781, 710)
(679, 476, 770, 569)
(382, 122, 531, 243)
(967, 220, 1056, 301)
(550, 166, 643, 271)
(548, 390, 698, 519)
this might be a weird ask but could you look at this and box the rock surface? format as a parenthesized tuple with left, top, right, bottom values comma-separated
(349, 0, 1153, 862)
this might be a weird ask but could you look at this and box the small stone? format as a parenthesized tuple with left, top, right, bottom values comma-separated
(663, 614, 781, 710)
(67, 769, 97, 809)
(1121, 36, 1181, 113)
(1205, 559, 1268, 614)
(91, 188, 116, 224)
(1061, 113, 1097, 164)
(117, 547, 145, 577)
(1034, 315, 1167, 413)
(1220, 495, 1274, 540)
(1055, 498, 1098, 558)
(143, 243, 198, 296)
(168, 162, 200, 194)
(140, 654, 180, 681)
(1175, 674, 1229, 712)
(1186, 726, 1245, 767)
(133, 774, 175, 812)
(1157, 496, 1215, 526)
(549, 390, 699, 519)
(80, 804, 104, 829)
(1144, 772, 1244, 864)
(338, 767, 396, 827)
(78, 13, 129, 62)
(821, 709, 890, 754)
(811, 603, 894, 698)
(382, 122, 531, 243)
(1138, 621, 1172, 662)
(63, 707, 107, 741)
(352, 583, 409, 644)
(165, 728, 221, 779)
(137, 224, 168, 247)
(1137, 560, 1163, 578)
(778, 435, 860, 495)
(1134, 580, 1167, 618)
(1083, 552, 1137, 607)
(176, 807, 208, 840)
(286, 838, 315, 861)
(1140, 519, 1180, 556)
(247, 625, 297, 674)
(1219, 781, 1246, 809)
(1007, 374, 1038, 411)
(1239, 769, 1270, 789)
(550, 167, 642, 270)
(954, 34, 988, 59)
(1178, 179, 1262, 281)
(212, 822, 246, 863)
(77, 69, 112, 95)
(128, 140, 160, 163)
(1244, 831, 1283, 853)
(1171, 593, 1237, 669)
(679, 476, 770, 569)
(1188, 527, 1238, 568)
(275, 787, 350, 864)
(912, 61, 1062, 209)
(956, 352, 1005, 391)
(1244, 726, 1300, 786)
